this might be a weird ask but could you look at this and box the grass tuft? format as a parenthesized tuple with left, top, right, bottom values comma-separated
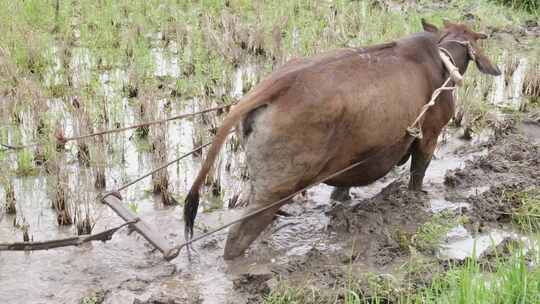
(412, 213, 461, 254)
(505, 188, 540, 232)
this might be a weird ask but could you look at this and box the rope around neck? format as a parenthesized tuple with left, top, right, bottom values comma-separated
(440, 39, 477, 62)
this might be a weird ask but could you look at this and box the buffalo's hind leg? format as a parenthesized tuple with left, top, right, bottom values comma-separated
(224, 190, 290, 259)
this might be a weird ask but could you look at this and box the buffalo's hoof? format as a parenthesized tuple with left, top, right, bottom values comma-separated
(330, 187, 351, 202)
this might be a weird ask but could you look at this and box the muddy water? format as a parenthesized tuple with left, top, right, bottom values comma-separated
(0, 40, 249, 303)
(1, 36, 539, 303)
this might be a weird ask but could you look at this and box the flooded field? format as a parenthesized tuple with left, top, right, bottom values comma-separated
(1, 1, 539, 303)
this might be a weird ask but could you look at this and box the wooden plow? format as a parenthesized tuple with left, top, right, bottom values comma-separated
(0, 192, 179, 261)
(0, 141, 213, 260)
(101, 192, 178, 261)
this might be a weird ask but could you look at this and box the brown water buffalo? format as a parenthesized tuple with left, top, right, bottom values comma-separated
(184, 19, 500, 259)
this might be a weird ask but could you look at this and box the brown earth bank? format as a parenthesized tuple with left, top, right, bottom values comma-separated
(445, 120, 540, 226)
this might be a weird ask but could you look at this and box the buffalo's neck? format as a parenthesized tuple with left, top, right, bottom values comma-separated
(440, 42, 470, 78)
(398, 32, 451, 89)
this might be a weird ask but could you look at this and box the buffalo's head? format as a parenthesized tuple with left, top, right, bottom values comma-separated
(422, 19, 501, 76)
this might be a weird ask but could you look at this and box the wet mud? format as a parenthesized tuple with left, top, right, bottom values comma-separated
(445, 121, 540, 225)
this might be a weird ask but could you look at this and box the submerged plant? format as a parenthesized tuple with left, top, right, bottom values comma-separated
(127, 201, 139, 214)
(75, 208, 93, 235)
(160, 191, 178, 206)
(15, 150, 38, 177)
(92, 146, 106, 189)
(45, 148, 73, 226)
(77, 141, 91, 166)
(412, 213, 459, 254)
(74, 103, 94, 167)
(3, 179, 16, 215)
(21, 223, 30, 242)
(134, 98, 152, 139)
(522, 60, 540, 103)
(150, 109, 169, 195)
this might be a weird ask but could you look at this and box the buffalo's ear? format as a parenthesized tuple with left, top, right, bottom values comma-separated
(421, 18, 439, 32)
(475, 52, 501, 76)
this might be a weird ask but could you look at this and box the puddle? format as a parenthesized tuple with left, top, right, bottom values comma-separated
(465, 186, 491, 197)
(232, 64, 258, 99)
(438, 225, 537, 261)
(429, 198, 469, 213)
(424, 129, 489, 186)
(151, 44, 180, 78)
(492, 55, 528, 110)
(522, 122, 540, 144)
(437, 225, 507, 260)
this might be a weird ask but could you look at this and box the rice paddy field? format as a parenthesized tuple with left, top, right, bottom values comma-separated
(0, 0, 539, 303)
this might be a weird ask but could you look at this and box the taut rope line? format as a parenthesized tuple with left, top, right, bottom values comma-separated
(102, 130, 236, 197)
(113, 142, 213, 195)
(0, 103, 235, 152)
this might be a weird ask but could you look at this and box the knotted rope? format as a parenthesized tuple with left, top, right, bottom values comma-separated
(406, 45, 466, 139)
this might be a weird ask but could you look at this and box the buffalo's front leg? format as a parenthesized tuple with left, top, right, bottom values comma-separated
(409, 136, 438, 191)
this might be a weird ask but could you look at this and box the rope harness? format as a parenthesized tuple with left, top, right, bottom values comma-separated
(406, 40, 471, 139)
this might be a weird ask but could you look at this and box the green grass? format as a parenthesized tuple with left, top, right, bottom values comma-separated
(419, 246, 540, 304)
(264, 239, 540, 304)
(15, 149, 38, 176)
(506, 189, 540, 232)
(0, 0, 534, 121)
(1, 0, 534, 92)
(413, 213, 465, 254)
(491, 0, 539, 13)
(80, 290, 105, 304)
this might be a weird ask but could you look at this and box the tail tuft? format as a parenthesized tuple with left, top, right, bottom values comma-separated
(183, 189, 200, 240)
